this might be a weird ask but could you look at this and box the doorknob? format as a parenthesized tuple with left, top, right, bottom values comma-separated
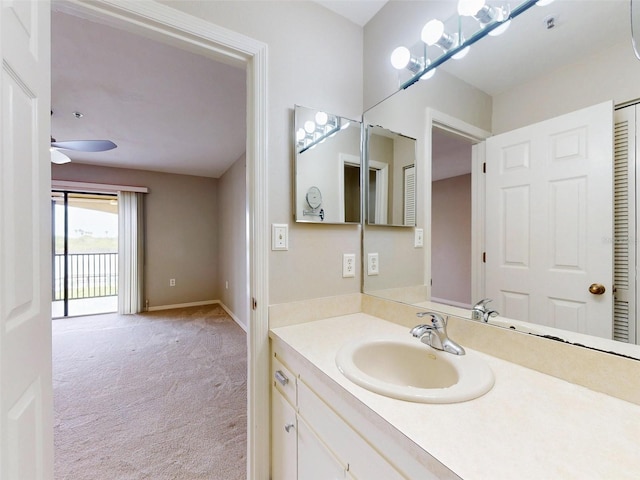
(588, 283, 606, 295)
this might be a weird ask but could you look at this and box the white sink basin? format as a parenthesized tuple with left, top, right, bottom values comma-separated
(336, 335, 494, 404)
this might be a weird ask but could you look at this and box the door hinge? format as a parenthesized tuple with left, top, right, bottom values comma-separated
(251, 297, 257, 310)
(483, 162, 487, 173)
(482, 252, 486, 263)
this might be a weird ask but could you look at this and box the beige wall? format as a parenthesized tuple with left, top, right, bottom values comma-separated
(52, 163, 219, 309)
(163, 0, 364, 305)
(217, 154, 248, 329)
(431, 174, 472, 307)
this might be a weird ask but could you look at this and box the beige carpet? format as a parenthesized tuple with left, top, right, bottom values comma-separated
(53, 305, 247, 480)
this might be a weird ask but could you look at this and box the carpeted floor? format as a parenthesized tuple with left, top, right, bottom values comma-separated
(53, 304, 247, 480)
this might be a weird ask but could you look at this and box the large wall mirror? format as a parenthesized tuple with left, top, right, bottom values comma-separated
(363, 0, 640, 359)
(294, 105, 362, 224)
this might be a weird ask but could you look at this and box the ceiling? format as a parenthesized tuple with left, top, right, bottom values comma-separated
(52, 1, 630, 178)
(51, 10, 246, 178)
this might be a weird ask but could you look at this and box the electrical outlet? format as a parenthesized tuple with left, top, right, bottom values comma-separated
(272, 223, 288, 251)
(415, 228, 424, 248)
(367, 253, 379, 276)
(342, 253, 356, 278)
(169, 278, 176, 287)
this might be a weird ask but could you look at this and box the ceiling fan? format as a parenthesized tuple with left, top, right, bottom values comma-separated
(50, 110, 117, 164)
(50, 137, 118, 164)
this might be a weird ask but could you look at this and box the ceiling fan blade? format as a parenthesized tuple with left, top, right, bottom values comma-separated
(50, 139, 117, 152)
(50, 148, 72, 164)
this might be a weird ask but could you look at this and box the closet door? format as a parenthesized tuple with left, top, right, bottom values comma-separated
(613, 106, 637, 344)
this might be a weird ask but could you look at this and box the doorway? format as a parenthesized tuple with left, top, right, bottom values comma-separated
(52, 191, 118, 318)
(430, 126, 476, 308)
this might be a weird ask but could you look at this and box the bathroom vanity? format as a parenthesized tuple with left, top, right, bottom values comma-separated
(269, 297, 640, 479)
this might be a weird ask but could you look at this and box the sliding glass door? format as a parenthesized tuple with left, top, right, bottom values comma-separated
(52, 191, 119, 317)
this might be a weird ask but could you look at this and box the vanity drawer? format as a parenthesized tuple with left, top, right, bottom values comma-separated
(272, 354, 297, 406)
(298, 380, 405, 480)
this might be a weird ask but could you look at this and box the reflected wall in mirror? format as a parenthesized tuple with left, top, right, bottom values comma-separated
(294, 105, 361, 224)
(362, 0, 640, 359)
(366, 125, 417, 226)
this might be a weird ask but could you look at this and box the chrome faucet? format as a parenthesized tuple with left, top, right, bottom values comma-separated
(472, 298, 499, 323)
(410, 312, 465, 356)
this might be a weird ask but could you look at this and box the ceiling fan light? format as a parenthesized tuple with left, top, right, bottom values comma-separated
(50, 148, 71, 165)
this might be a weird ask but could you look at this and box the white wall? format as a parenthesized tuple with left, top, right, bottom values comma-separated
(164, 0, 364, 305)
(493, 39, 640, 133)
(218, 154, 249, 329)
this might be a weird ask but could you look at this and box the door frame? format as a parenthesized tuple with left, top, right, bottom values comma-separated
(51, 1, 269, 477)
(424, 109, 490, 302)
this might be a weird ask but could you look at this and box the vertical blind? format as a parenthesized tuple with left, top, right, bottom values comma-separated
(118, 191, 145, 314)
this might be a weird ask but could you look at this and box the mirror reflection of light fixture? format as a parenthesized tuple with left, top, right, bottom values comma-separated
(390, 0, 554, 90)
(297, 111, 347, 154)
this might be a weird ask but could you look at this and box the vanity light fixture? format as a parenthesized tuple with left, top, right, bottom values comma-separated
(297, 112, 347, 154)
(458, 0, 511, 37)
(392, 0, 554, 90)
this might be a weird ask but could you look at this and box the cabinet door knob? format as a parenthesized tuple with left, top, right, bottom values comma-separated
(274, 370, 289, 386)
(284, 423, 295, 433)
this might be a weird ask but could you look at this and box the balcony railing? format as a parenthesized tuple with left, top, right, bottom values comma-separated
(53, 253, 118, 301)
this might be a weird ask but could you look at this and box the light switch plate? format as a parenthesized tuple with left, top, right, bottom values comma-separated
(367, 253, 379, 276)
(414, 228, 424, 248)
(272, 223, 288, 251)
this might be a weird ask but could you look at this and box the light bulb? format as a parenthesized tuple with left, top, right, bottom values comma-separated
(421, 19, 445, 46)
(536, 0, 555, 5)
(304, 120, 315, 134)
(458, 0, 485, 16)
(420, 68, 436, 81)
(315, 111, 328, 126)
(390, 46, 411, 69)
(452, 46, 471, 59)
(341, 120, 351, 130)
(489, 19, 511, 36)
(296, 128, 306, 142)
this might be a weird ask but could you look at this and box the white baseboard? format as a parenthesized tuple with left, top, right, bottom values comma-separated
(147, 299, 247, 332)
(429, 297, 473, 310)
(218, 302, 247, 332)
(147, 300, 219, 312)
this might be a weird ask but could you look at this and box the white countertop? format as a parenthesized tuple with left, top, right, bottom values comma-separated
(271, 313, 640, 480)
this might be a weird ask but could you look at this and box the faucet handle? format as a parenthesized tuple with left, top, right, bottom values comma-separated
(473, 298, 492, 311)
(416, 311, 446, 328)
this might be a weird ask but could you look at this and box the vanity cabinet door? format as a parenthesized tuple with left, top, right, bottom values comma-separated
(271, 389, 297, 480)
(297, 417, 345, 480)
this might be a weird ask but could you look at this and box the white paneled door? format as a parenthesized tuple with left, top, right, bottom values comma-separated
(485, 101, 614, 338)
(1, 1, 53, 478)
